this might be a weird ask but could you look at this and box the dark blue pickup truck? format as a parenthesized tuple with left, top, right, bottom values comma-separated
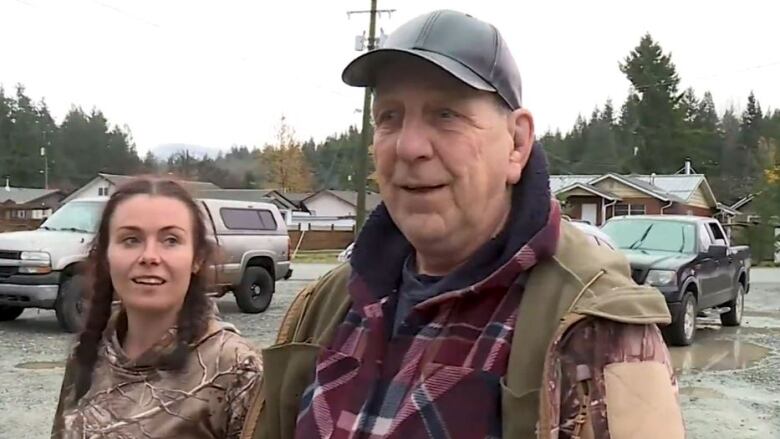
(601, 215, 751, 346)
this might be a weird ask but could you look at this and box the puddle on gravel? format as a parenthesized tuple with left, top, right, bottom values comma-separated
(14, 360, 65, 370)
(679, 386, 726, 399)
(670, 340, 770, 373)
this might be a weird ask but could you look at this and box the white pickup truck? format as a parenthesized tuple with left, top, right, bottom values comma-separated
(0, 197, 292, 332)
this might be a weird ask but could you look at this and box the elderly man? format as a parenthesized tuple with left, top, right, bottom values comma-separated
(242, 10, 685, 439)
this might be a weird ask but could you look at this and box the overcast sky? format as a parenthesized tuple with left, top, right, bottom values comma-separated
(2, 0, 779, 155)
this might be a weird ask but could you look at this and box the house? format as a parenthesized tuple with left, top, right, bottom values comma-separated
(62, 173, 221, 204)
(551, 173, 721, 226)
(729, 194, 758, 224)
(194, 188, 305, 223)
(195, 189, 297, 210)
(0, 184, 65, 220)
(301, 190, 382, 217)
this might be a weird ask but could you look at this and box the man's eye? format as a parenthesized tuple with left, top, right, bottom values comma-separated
(438, 109, 457, 119)
(376, 110, 398, 124)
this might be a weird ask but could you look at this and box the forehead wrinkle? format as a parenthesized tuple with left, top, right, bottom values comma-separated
(115, 225, 187, 233)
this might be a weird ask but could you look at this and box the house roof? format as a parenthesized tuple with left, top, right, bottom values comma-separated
(63, 173, 222, 204)
(588, 173, 683, 202)
(556, 182, 621, 201)
(99, 173, 220, 191)
(193, 189, 281, 205)
(634, 174, 717, 206)
(551, 173, 716, 207)
(304, 189, 383, 211)
(731, 194, 755, 210)
(252, 190, 300, 210)
(281, 192, 314, 204)
(716, 202, 740, 216)
(0, 187, 62, 205)
(549, 175, 600, 193)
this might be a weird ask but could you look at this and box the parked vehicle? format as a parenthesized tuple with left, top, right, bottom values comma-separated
(569, 220, 617, 250)
(0, 197, 292, 332)
(338, 242, 354, 263)
(601, 215, 751, 346)
(336, 220, 617, 264)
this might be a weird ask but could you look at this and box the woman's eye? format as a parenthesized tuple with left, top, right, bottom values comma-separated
(163, 236, 180, 246)
(122, 236, 139, 245)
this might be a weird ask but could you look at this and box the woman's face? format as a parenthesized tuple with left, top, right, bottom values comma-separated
(107, 194, 198, 315)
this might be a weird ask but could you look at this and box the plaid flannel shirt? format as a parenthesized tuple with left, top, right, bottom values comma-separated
(295, 203, 561, 439)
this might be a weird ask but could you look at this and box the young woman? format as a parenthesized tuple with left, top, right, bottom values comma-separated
(51, 178, 262, 439)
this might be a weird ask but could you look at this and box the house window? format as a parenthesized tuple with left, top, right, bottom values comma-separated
(98, 187, 110, 196)
(614, 203, 646, 216)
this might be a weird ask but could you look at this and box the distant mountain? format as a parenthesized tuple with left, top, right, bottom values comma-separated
(151, 143, 221, 159)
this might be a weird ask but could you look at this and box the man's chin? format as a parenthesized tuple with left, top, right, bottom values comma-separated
(398, 219, 451, 248)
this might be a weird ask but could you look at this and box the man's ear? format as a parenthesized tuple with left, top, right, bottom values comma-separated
(507, 108, 535, 185)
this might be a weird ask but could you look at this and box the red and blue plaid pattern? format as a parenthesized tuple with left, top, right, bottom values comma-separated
(296, 201, 561, 439)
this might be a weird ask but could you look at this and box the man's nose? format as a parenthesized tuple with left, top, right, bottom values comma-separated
(395, 116, 434, 162)
(139, 240, 161, 265)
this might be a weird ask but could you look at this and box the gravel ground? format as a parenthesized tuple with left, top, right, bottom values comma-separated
(0, 266, 778, 438)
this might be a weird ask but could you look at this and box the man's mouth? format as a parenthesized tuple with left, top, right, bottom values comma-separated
(132, 276, 166, 286)
(401, 184, 447, 194)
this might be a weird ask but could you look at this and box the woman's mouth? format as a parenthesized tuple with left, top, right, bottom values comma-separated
(131, 276, 166, 286)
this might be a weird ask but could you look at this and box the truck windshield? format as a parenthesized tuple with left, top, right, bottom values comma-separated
(602, 219, 697, 254)
(40, 201, 106, 234)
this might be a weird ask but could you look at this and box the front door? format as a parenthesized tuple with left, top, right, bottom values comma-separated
(581, 203, 598, 225)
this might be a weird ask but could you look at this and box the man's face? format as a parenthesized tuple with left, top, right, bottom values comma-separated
(372, 57, 532, 260)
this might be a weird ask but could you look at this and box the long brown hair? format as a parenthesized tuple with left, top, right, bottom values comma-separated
(72, 177, 215, 401)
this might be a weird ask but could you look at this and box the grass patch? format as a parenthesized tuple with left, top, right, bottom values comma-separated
(293, 250, 341, 264)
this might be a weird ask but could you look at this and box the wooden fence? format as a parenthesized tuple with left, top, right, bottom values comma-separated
(289, 229, 354, 251)
(0, 219, 41, 232)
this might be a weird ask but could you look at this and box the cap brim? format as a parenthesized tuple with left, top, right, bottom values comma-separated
(342, 48, 496, 93)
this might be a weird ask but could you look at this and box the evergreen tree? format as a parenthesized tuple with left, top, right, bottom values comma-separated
(619, 34, 686, 173)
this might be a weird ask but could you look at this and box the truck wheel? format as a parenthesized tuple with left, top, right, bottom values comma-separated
(235, 267, 274, 314)
(55, 275, 87, 333)
(664, 291, 697, 346)
(0, 306, 24, 321)
(720, 283, 745, 327)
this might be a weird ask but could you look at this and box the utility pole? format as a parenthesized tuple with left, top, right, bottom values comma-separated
(348, 0, 394, 233)
(40, 146, 48, 189)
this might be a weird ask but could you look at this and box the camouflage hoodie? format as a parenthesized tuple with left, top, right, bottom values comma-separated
(51, 314, 262, 439)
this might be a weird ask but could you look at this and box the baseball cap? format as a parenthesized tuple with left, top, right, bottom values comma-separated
(342, 9, 523, 110)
